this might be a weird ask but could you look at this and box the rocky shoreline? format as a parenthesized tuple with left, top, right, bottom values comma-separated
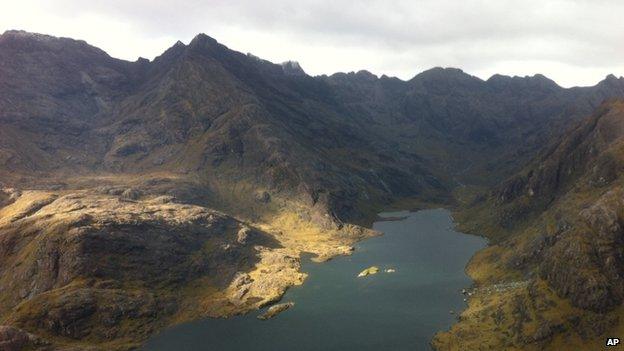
(0, 187, 377, 350)
(257, 302, 295, 320)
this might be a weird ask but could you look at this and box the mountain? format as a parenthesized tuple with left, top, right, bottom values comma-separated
(436, 99, 624, 350)
(1, 29, 624, 349)
(323, 68, 624, 186)
(0, 31, 448, 225)
(3, 30, 624, 218)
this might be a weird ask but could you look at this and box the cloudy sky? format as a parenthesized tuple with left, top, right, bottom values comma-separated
(2, 0, 623, 87)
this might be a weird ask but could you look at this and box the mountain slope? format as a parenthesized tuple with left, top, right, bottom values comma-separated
(436, 100, 624, 350)
(323, 68, 624, 185)
(3, 30, 624, 220)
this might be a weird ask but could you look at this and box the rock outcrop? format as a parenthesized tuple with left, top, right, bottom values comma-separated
(257, 302, 295, 320)
(357, 266, 380, 277)
(0, 188, 372, 350)
(0, 190, 280, 348)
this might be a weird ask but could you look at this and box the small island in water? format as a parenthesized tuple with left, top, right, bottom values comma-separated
(357, 266, 380, 277)
(257, 302, 295, 320)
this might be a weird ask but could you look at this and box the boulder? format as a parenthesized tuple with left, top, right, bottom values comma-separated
(255, 191, 271, 204)
(120, 188, 141, 200)
(237, 227, 252, 244)
(357, 266, 379, 277)
(257, 302, 294, 320)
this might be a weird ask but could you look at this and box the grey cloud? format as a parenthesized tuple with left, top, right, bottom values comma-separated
(23, 0, 624, 86)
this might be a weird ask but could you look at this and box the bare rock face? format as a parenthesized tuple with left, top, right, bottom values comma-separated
(0, 192, 244, 293)
(280, 61, 306, 76)
(120, 188, 141, 200)
(230, 272, 253, 302)
(540, 189, 624, 312)
(0, 190, 271, 348)
(236, 226, 252, 244)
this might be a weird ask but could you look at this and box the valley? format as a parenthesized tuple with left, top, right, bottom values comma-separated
(1, 29, 624, 350)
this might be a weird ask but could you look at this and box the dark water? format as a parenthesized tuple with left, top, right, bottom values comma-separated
(143, 209, 486, 351)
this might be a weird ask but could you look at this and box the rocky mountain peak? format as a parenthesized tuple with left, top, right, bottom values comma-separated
(1, 29, 56, 42)
(410, 67, 481, 85)
(327, 70, 379, 82)
(0, 29, 72, 44)
(189, 33, 219, 49)
(409, 67, 483, 92)
(152, 39, 189, 64)
(486, 73, 559, 91)
(354, 70, 378, 80)
(0, 29, 109, 59)
(530, 73, 559, 87)
(600, 73, 624, 86)
(280, 60, 306, 76)
(606, 73, 619, 80)
(414, 66, 466, 77)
